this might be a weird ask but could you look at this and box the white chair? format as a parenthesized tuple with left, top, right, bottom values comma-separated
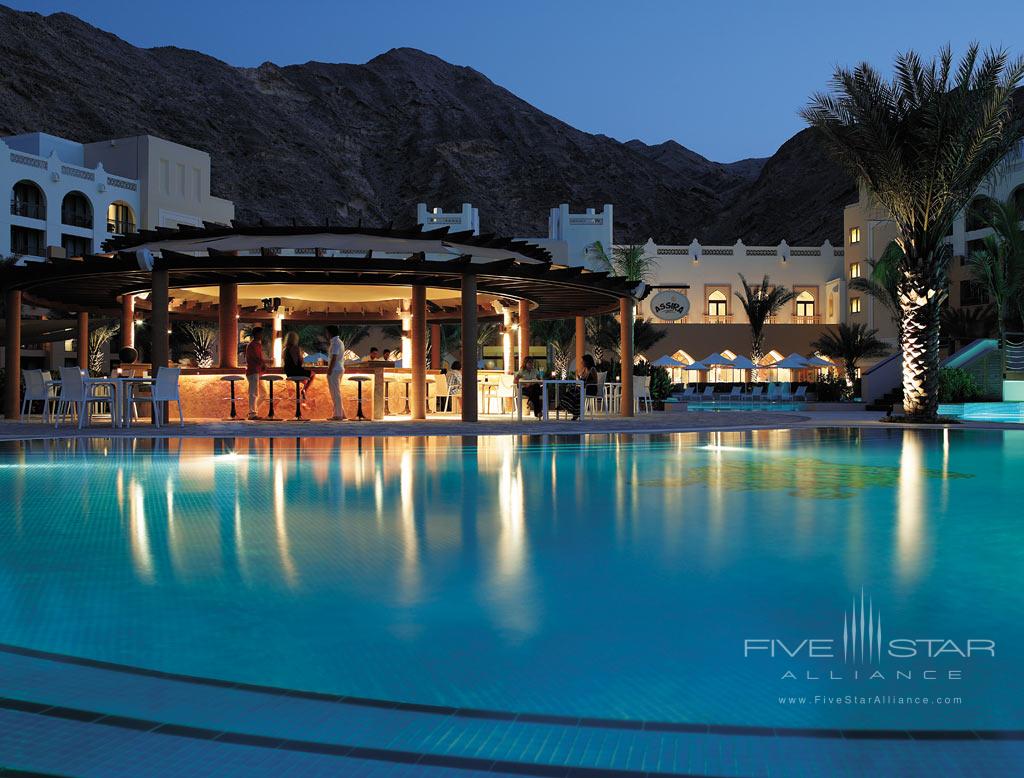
(634, 376, 653, 413)
(604, 380, 621, 415)
(21, 369, 57, 421)
(55, 367, 113, 429)
(437, 371, 462, 413)
(132, 368, 183, 427)
(495, 374, 516, 415)
(586, 371, 607, 416)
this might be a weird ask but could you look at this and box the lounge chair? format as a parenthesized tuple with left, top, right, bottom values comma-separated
(749, 386, 764, 404)
(793, 385, 808, 403)
(679, 386, 697, 401)
(700, 385, 715, 401)
(724, 386, 742, 403)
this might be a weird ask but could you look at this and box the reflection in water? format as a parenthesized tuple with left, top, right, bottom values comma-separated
(397, 448, 422, 604)
(897, 431, 926, 583)
(129, 479, 154, 583)
(273, 457, 299, 589)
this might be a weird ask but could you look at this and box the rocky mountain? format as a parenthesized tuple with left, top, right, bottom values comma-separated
(0, 5, 855, 245)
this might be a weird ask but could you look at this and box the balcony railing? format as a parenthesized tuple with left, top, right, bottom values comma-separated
(10, 201, 46, 220)
(704, 314, 733, 324)
(62, 213, 93, 228)
(793, 315, 822, 325)
(107, 219, 136, 236)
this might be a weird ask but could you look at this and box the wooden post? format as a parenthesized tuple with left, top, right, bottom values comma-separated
(575, 315, 586, 375)
(518, 299, 530, 369)
(620, 298, 634, 417)
(151, 269, 170, 372)
(430, 322, 442, 370)
(461, 275, 478, 422)
(77, 311, 89, 371)
(4, 290, 21, 420)
(411, 284, 427, 420)
(218, 282, 238, 368)
(121, 294, 135, 350)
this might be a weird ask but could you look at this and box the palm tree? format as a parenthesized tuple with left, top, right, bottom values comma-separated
(591, 242, 658, 282)
(734, 274, 796, 369)
(178, 321, 217, 368)
(940, 305, 997, 353)
(803, 45, 1024, 418)
(586, 314, 619, 366)
(531, 319, 576, 377)
(967, 195, 1024, 344)
(850, 240, 904, 347)
(811, 323, 890, 399)
(88, 322, 120, 375)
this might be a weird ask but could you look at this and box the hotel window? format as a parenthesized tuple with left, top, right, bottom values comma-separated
(10, 225, 45, 257)
(10, 180, 46, 220)
(707, 290, 728, 317)
(850, 297, 862, 314)
(795, 290, 815, 319)
(849, 226, 862, 244)
(61, 191, 93, 228)
(849, 262, 861, 279)
(61, 233, 91, 258)
(107, 201, 136, 235)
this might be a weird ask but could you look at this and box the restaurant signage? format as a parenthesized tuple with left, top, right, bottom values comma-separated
(650, 290, 690, 321)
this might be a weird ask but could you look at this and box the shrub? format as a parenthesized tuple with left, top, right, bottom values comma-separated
(814, 374, 844, 402)
(648, 366, 672, 402)
(938, 368, 982, 403)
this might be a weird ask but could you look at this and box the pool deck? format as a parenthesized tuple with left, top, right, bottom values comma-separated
(2, 409, 1023, 776)
(2, 408, 1023, 441)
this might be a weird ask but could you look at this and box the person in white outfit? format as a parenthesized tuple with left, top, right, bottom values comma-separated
(326, 325, 346, 420)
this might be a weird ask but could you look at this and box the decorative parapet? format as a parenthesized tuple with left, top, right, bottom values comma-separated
(9, 152, 47, 170)
(106, 175, 138, 192)
(639, 238, 843, 261)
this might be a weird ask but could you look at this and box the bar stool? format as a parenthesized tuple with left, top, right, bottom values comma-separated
(347, 375, 370, 420)
(260, 374, 284, 420)
(220, 375, 244, 419)
(286, 376, 307, 421)
(394, 375, 413, 414)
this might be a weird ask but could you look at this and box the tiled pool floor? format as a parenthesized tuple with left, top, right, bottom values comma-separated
(0, 644, 1020, 777)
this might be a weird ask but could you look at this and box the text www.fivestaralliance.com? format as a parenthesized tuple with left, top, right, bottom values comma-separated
(778, 695, 962, 706)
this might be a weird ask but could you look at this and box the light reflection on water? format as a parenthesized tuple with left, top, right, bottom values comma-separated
(0, 429, 1020, 729)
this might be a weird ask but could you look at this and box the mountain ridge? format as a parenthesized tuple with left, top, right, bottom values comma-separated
(0, 6, 855, 245)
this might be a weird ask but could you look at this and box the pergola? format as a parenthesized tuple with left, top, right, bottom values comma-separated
(2, 223, 644, 422)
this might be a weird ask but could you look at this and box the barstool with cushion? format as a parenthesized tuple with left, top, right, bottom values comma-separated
(286, 376, 307, 421)
(347, 375, 370, 420)
(260, 375, 284, 420)
(220, 375, 245, 419)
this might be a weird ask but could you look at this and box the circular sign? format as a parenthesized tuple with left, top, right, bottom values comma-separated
(650, 290, 690, 321)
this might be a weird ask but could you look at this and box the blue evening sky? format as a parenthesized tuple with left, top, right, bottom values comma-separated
(10, 0, 1024, 162)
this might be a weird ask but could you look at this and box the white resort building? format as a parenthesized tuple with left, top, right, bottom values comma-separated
(2, 132, 234, 262)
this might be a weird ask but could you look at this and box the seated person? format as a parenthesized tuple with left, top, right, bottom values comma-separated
(557, 354, 598, 420)
(365, 347, 381, 361)
(283, 331, 314, 400)
(514, 357, 543, 418)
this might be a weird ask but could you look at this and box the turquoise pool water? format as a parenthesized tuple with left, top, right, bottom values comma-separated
(939, 401, 1024, 423)
(0, 429, 1020, 731)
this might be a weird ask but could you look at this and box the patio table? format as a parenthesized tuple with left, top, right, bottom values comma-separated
(516, 378, 585, 421)
(119, 376, 156, 428)
(81, 376, 123, 428)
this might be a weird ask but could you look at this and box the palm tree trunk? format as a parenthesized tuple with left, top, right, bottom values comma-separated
(900, 294, 942, 419)
(751, 332, 764, 382)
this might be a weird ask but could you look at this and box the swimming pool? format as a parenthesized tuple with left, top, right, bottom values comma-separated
(939, 401, 1024, 423)
(0, 429, 1020, 732)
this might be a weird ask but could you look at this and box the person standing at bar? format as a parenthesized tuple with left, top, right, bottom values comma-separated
(326, 324, 347, 421)
(244, 326, 266, 420)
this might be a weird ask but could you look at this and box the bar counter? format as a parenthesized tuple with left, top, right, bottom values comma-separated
(174, 362, 444, 420)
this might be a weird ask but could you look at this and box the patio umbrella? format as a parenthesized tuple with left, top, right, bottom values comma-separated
(701, 352, 734, 366)
(766, 353, 810, 370)
(651, 356, 685, 367)
(729, 355, 758, 371)
(682, 360, 709, 371)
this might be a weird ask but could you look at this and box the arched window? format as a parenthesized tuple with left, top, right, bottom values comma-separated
(11, 180, 46, 220)
(707, 289, 728, 317)
(795, 290, 815, 319)
(61, 191, 92, 228)
(107, 201, 136, 235)
(966, 196, 996, 232)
